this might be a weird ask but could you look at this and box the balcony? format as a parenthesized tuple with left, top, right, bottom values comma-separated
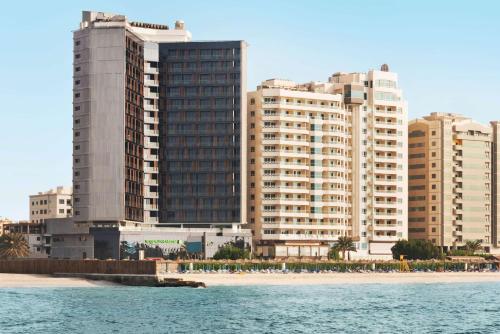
(144, 116, 158, 125)
(144, 166, 158, 174)
(260, 234, 341, 241)
(369, 235, 399, 242)
(144, 129, 159, 137)
(144, 140, 159, 149)
(144, 79, 159, 87)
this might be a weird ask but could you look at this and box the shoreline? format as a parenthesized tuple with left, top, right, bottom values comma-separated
(0, 274, 119, 288)
(162, 271, 500, 286)
(2, 272, 500, 288)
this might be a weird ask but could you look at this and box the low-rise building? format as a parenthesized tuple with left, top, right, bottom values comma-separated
(29, 186, 72, 224)
(0, 217, 13, 235)
(45, 218, 93, 259)
(3, 222, 49, 258)
(90, 224, 252, 260)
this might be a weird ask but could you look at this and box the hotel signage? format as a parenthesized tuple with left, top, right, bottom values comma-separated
(144, 240, 184, 245)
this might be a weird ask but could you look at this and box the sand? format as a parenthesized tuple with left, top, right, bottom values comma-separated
(0, 274, 118, 288)
(2, 272, 500, 288)
(162, 272, 500, 286)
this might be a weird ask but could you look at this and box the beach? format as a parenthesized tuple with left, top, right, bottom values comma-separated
(2, 272, 500, 288)
(163, 271, 500, 286)
(0, 274, 118, 288)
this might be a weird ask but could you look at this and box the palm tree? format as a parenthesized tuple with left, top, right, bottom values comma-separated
(464, 239, 482, 255)
(332, 236, 357, 261)
(0, 233, 30, 259)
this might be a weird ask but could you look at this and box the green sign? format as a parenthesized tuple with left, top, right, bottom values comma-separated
(144, 240, 184, 245)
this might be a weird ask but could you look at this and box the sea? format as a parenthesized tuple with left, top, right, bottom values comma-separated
(1, 283, 499, 333)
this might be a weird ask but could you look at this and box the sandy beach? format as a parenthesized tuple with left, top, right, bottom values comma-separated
(2, 272, 500, 287)
(163, 272, 500, 286)
(0, 274, 118, 288)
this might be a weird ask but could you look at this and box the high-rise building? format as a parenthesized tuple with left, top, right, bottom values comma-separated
(408, 113, 499, 251)
(72, 11, 246, 229)
(158, 41, 247, 227)
(73, 11, 191, 225)
(29, 186, 72, 224)
(248, 65, 408, 259)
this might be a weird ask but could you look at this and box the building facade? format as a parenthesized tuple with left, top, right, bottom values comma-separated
(3, 222, 48, 258)
(0, 217, 13, 236)
(158, 41, 247, 227)
(72, 12, 247, 230)
(408, 113, 499, 251)
(248, 65, 408, 259)
(29, 186, 72, 224)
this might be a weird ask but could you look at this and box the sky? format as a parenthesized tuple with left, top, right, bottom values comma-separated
(1, 0, 500, 220)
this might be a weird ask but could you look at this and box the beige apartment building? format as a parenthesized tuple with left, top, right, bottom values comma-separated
(248, 65, 408, 259)
(408, 113, 500, 251)
(29, 186, 72, 224)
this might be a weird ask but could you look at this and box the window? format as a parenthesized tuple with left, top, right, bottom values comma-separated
(59, 199, 64, 204)
(75, 54, 80, 59)
(75, 80, 80, 85)
(75, 40, 80, 46)
(75, 93, 80, 98)
(74, 106, 80, 111)
(75, 66, 81, 72)
(409, 130, 425, 138)
(59, 209, 64, 214)
(75, 132, 80, 137)
(75, 145, 80, 150)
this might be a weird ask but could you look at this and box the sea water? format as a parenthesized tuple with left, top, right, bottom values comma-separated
(1, 283, 499, 333)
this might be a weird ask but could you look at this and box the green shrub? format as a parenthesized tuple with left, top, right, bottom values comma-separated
(391, 239, 440, 260)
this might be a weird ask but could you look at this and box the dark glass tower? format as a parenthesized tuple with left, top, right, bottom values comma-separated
(158, 41, 246, 227)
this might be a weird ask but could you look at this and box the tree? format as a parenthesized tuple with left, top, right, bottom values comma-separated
(331, 236, 357, 261)
(464, 240, 482, 255)
(0, 233, 30, 259)
(391, 239, 440, 260)
(213, 242, 250, 260)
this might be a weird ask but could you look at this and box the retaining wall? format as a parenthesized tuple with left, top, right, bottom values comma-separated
(0, 259, 158, 275)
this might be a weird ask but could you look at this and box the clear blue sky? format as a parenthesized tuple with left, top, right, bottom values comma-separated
(1, 0, 499, 220)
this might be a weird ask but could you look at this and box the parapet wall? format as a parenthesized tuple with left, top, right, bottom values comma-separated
(0, 259, 159, 275)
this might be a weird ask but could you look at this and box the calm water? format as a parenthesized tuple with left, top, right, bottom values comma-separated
(1, 283, 500, 333)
